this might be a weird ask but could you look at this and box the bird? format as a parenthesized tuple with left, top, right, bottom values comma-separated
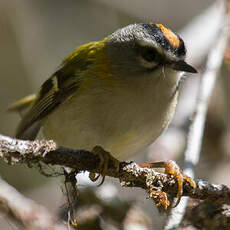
(10, 23, 197, 207)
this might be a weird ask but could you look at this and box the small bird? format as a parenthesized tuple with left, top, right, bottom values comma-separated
(10, 23, 197, 206)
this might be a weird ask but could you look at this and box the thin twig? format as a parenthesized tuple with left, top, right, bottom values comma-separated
(164, 3, 230, 230)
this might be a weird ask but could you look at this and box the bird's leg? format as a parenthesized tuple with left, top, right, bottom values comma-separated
(89, 146, 120, 186)
(139, 160, 196, 207)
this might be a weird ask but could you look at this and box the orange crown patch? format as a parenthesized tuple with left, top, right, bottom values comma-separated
(156, 24, 180, 48)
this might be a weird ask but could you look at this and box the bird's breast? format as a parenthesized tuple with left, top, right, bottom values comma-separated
(42, 71, 180, 160)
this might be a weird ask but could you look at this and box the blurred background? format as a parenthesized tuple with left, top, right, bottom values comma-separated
(1, 0, 230, 229)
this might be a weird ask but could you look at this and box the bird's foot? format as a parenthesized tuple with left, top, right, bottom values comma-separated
(139, 160, 196, 208)
(89, 146, 120, 186)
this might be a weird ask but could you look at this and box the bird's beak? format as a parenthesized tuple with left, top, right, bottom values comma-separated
(170, 60, 197, 73)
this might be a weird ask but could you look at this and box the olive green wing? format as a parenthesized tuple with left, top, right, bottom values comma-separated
(15, 67, 83, 140)
(15, 42, 96, 140)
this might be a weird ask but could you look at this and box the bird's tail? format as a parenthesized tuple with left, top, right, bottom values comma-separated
(8, 94, 36, 117)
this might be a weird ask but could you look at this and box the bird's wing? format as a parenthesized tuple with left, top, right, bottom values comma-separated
(16, 57, 92, 140)
(15, 41, 102, 140)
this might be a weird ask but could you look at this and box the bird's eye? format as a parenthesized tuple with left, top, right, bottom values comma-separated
(140, 47, 157, 62)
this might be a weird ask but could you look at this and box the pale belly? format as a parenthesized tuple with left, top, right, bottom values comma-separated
(41, 75, 179, 160)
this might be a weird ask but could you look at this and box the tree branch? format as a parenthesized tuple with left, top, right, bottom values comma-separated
(1, 134, 230, 207)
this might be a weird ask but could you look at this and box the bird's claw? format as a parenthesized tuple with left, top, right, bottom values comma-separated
(139, 160, 196, 208)
(89, 146, 120, 186)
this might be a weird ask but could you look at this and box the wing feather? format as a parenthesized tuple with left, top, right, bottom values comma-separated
(16, 69, 89, 139)
(15, 43, 95, 139)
